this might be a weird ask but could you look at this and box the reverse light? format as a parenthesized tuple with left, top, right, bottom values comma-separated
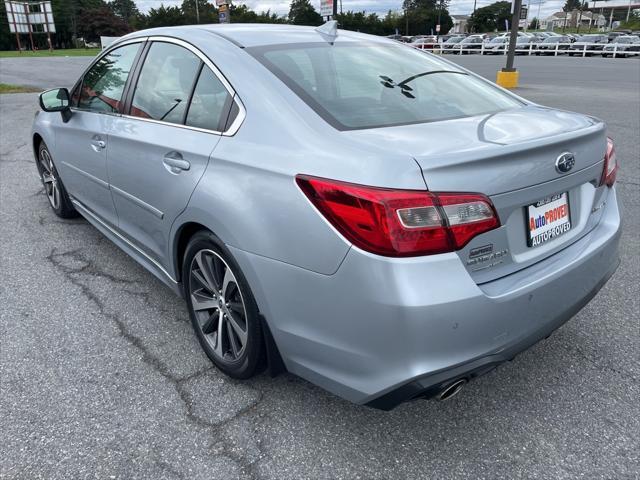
(296, 175, 500, 257)
(600, 137, 617, 187)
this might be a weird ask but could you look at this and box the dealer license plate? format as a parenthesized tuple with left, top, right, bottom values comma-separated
(526, 192, 571, 247)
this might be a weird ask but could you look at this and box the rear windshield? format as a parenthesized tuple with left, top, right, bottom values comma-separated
(248, 42, 522, 130)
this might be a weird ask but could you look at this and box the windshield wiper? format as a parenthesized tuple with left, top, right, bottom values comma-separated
(380, 70, 468, 99)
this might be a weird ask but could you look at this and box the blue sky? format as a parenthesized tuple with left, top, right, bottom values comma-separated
(136, 0, 564, 20)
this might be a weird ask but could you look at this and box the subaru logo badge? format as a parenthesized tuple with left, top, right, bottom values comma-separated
(555, 152, 575, 174)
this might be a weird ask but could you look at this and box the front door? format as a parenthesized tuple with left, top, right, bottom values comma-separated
(107, 41, 233, 265)
(56, 42, 142, 227)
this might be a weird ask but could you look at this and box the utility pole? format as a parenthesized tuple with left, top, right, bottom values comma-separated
(437, 0, 442, 39)
(332, 0, 337, 19)
(405, 9, 409, 36)
(195, 0, 200, 23)
(497, 0, 522, 89)
(577, 2, 584, 34)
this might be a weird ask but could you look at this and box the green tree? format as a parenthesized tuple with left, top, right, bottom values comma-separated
(529, 17, 540, 29)
(146, 5, 186, 28)
(562, 0, 582, 11)
(468, 1, 511, 33)
(181, 0, 217, 24)
(288, 0, 322, 26)
(402, 0, 453, 35)
(78, 5, 130, 43)
(381, 10, 404, 35)
(108, 0, 140, 26)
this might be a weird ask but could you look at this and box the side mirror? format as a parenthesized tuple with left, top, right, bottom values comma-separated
(39, 88, 72, 122)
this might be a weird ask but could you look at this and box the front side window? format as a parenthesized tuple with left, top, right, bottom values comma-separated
(249, 43, 522, 130)
(130, 42, 201, 124)
(78, 43, 140, 113)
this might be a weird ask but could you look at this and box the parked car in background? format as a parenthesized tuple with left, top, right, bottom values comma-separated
(536, 35, 572, 55)
(515, 36, 539, 54)
(484, 36, 509, 55)
(441, 36, 465, 51)
(607, 31, 626, 43)
(569, 34, 609, 55)
(33, 23, 621, 409)
(602, 35, 640, 57)
(438, 34, 457, 43)
(458, 35, 484, 53)
(411, 35, 439, 50)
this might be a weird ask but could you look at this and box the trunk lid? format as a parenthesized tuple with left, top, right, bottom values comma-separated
(344, 105, 608, 283)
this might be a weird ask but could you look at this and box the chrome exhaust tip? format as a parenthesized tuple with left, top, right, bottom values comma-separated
(437, 379, 466, 401)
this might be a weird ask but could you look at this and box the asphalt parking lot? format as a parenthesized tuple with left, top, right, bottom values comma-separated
(1, 54, 639, 479)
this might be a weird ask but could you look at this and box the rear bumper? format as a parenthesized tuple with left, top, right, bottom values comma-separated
(366, 253, 619, 409)
(230, 188, 621, 408)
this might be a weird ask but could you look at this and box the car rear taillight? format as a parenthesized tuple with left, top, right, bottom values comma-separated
(296, 175, 499, 257)
(600, 137, 617, 187)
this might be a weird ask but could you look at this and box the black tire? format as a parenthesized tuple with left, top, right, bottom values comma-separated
(36, 141, 78, 219)
(182, 231, 263, 379)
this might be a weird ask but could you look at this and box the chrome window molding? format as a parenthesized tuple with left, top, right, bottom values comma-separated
(70, 35, 246, 137)
(70, 37, 148, 115)
(133, 35, 246, 137)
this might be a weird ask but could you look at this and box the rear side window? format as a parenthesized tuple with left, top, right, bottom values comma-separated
(249, 43, 522, 130)
(78, 43, 140, 113)
(185, 66, 231, 131)
(130, 42, 201, 124)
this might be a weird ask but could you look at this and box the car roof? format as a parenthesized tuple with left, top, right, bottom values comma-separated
(123, 23, 391, 49)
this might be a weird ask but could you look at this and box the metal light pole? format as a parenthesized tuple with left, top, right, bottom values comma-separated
(437, 0, 442, 39)
(505, 0, 522, 72)
(496, 0, 522, 88)
(195, 0, 200, 23)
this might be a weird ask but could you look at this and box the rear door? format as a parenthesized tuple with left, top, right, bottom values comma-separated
(56, 41, 143, 226)
(107, 39, 235, 264)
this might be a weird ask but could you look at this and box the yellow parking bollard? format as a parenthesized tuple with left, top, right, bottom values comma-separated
(496, 70, 519, 89)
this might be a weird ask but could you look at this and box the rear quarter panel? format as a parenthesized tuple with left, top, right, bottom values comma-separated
(171, 30, 426, 275)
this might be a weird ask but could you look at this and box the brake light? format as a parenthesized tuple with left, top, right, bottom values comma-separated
(600, 137, 617, 187)
(296, 175, 499, 257)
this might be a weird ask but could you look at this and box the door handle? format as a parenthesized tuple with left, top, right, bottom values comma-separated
(90, 134, 106, 152)
(163, 152, 190, 173)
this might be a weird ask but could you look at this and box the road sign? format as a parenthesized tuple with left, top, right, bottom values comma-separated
(320, 0, 334, 17)
(520, 5, 528, 19)
(218, 3, 229, 23)
(436, 24, 441, 32)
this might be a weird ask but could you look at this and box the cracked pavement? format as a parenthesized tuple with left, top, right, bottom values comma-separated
(1, 55, 639, 479)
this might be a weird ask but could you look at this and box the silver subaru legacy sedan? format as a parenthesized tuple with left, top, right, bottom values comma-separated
(32, 23, 621, 409)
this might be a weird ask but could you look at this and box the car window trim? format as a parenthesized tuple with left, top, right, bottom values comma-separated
(181, 61, 205, 125)
(71, 38, 147, 117)
(120, 40, 151, 117)
(119, 35, 245, 136)
(68, 35, 245, 136)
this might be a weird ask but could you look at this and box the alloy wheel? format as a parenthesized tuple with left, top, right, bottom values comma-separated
(39, 148, 60, 210)
(189, 249, 248, 362)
